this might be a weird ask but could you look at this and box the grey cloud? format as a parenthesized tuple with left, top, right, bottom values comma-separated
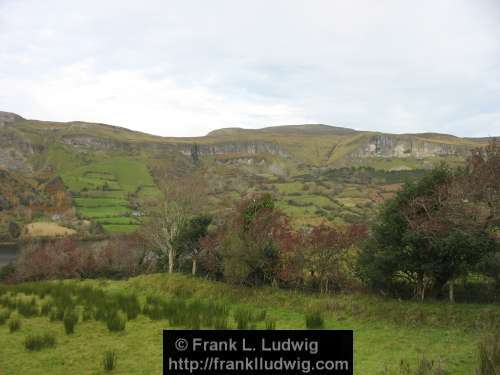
(0, 0, 499, 136)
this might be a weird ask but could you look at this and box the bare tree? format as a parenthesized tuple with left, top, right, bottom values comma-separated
(142, 200, 187, 273)
(140, 172, 209, 273)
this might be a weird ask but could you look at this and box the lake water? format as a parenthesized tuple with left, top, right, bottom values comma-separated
(0, 242, 18, 267)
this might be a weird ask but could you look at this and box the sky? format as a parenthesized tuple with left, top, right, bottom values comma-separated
(1, 0, 499, 137)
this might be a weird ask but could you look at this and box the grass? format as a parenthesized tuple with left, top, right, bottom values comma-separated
(103, 350, 117, 371)
(305, 311, 325, 329)
(78, 207, 130, 219)
(73, 197, 129, 208)
(24, 333, 56, 351)
(102, 224, 140, 234)
(0, 274, 498, 374)
(45, 145, 159, 234)
(8, 315, 21, 333)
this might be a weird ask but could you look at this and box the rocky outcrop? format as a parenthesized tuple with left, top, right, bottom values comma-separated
(350, 134, 472, 159)
(0, 129, 44, 172)
(61, 135, 134, 152)
(0, 112, 23, 128)
(174, 141, 289, 158)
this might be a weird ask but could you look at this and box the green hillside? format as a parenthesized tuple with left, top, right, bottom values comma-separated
(0, 111, 492, 235)
(0, 274, 497, 374)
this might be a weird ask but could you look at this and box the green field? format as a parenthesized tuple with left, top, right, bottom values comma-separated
(45, 145, 160, 233)
(0, 274, 497, 374)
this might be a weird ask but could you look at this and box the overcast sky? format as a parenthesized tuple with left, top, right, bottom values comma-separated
(1, 0, 499, 137)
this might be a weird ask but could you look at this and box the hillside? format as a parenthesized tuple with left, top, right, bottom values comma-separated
(0, 111, 492, 236)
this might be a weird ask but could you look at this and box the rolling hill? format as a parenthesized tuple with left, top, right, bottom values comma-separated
(0, 110, 493, 236)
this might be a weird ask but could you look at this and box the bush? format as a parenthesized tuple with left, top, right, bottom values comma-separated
(305, 311, 324, 329)
(103, 350, 117, 371)
(63, 309, 78, 335)
(24, 333, 56, 351)
(8, 316, 21, 333)
(106, 310, 127, 332)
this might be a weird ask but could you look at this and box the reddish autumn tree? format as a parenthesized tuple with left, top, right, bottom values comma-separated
(303, 223, 367, 293)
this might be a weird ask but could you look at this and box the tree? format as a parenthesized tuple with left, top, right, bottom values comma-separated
(304, 224, 367, 293)
(141, 199, 188, 273)
(218, 194, 287, 286)
(140, 173, 209, 274)
(175, 214, 212, 275)
(358, 164, 497, 301)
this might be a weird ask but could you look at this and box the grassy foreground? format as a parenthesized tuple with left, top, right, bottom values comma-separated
(0, 274, 499, 374)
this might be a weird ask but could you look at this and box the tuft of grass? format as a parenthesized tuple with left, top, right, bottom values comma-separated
(0, 308, 11, 325)
(106, 310, 127, 332)
(48, 307, 64, 322)
(103, 350, 117, 372)
(40, 300, 53, 316)
(8, 315, 21, 333)
(265, 319, 277, 330)
(213, 317, 230, 330)
(17, 297, 39, 318)
(63, 309, 78, 335)
(24, 333, 56, 351)
(82, 306, 94, 321)
(305, 311, 324, 329)
(234, 308, 253, 330)
(116, 294, 141, 320)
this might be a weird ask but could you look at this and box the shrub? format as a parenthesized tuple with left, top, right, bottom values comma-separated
(63, 309, 78, 335)
(305, 311, 324, 329)
(106, 310, 126, 332)
(24, 333, 56, 351)
(103, 350, 117, 371)
(8, 316, 21, 333)
(476, 329, 500, 375)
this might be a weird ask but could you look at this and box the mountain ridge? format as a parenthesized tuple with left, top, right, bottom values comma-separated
(0, 110, 495, 235)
